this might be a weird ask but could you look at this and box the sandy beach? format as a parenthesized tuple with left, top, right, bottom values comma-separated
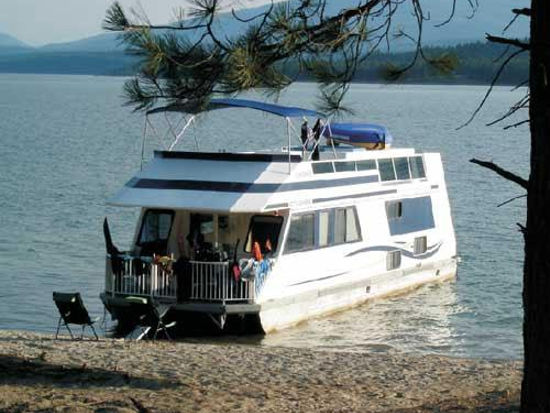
(0, 330, 521, 412)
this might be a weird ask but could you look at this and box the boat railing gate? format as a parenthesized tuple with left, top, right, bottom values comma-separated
(105, 255, 254, 302)
(190, 261, 254, 302)
(105, 255, 176, 300)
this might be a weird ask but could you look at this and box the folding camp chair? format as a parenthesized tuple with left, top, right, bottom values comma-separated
(53, 292, 99, 340)
(124, 296, 175, 341)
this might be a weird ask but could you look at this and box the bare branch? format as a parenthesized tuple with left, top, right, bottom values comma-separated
(458, 49, 526, 129)
(512, 8, 531, 17)
(486, 34, 530, 50)
(497, 194, 527, 208)
(503, 119, 530, 130)
(469, 158, 528, 189)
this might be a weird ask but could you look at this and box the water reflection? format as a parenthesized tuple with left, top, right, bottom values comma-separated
(259, 281, 463, 355)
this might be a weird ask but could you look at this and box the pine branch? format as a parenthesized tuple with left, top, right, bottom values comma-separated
(469, 159, 528, 189)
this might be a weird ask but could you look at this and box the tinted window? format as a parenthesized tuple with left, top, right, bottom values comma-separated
(394, 157, 411, 180)
(378, 158, 396, 181)
(409, 156, 426, 178)
(334, 161, 355, 172)
(312, 162, 334, 174)
(356, 160, 377, 171)
(285, 214, 315, 253)
(137, 210, 174, 256)
(139, 211, 173, 244)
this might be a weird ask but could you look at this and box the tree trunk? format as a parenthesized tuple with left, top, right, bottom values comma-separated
(521, 0, 550, 411)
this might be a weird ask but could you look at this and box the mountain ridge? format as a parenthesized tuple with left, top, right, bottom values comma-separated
(0, 1, 529, 55)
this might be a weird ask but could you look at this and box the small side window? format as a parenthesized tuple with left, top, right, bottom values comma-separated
(414, 236, 428, 255)
(312, 162, 334, 174)
(334, 161, 356, 172)
(386, 201, 403, 220)
(285, 214, 315, 253)
(394, 157, 411, 180)
(378, 158, 396, 181)
(387, 251, 401, 270)
(356, 160, 377, 171)
(409, 156, 426, 179)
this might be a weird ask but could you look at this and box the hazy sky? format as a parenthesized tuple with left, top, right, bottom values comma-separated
(0, 0, 273, 46)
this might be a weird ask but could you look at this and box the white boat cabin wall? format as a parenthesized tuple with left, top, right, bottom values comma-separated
(101, 98, 457, 335)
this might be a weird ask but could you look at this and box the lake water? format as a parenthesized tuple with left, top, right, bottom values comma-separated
(0, 74, 527, 360)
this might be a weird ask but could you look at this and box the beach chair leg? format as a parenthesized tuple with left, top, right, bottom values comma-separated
(153, 320, 161, 341)
(136, 326, 151, 341)
(55, 317, 63, 339)
(81, 325, 85, 339)
(64, 322, 75, 339)
(90, 324, 99, 340)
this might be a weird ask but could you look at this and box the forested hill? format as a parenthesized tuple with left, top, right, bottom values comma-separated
(350, 41, 528, 85)
(0, 40, 527, 86)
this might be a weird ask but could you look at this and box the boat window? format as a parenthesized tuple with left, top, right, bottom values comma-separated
(334, 207, 361, 244)
(414, 236, 428, 255)
(394, 157, 411, 180)
(386, 201, 403, 220)
(345, 207, 360, 242)
(244, 215, 283, 254)
(334, 161, 355, 172)
(285, 214, 315, 253)
(409, 156, 426, 179)
(378, 158, 396, 181)
(387, 251, 401, 270)
(137, 209, 174, 256)
(318, 210, 332, 247)
(312, 162, 334, 174)
(356, 160, 377, 171)
(334, 209, 346, 244)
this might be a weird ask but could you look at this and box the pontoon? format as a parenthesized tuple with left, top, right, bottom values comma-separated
(100, 98, 457, 335)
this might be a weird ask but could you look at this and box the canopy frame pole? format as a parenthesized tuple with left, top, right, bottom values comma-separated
(140, 117, 148, 171)
(146, 116, 164, 150)
(168, 115, 196, 151)
(286, 117, 291, 174)
(326, 120, 337, 158)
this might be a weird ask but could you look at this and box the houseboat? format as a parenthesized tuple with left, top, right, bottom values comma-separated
(100, 98, 457, 335)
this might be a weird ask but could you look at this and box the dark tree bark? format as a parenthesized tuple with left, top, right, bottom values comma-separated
(521, 1, 550, 411)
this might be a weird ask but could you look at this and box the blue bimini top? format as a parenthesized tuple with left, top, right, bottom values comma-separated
(324, 123, 393, 146)
(146, 98, 325, 119)
(208, 98, 325, 118)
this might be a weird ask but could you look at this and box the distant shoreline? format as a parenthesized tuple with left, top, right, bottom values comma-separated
(0, 71, 524, 89)
(0, 330, 521, 412)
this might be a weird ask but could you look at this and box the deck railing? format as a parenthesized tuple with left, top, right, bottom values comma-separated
(190, 261, 253, 302)
(105, 255, 177, 300)
(105, 255, 254, 302)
